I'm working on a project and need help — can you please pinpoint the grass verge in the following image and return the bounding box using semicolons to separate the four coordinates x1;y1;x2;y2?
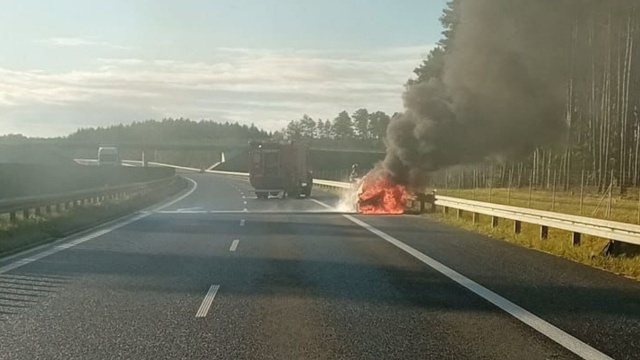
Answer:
427;208;640;281
0;177;188;258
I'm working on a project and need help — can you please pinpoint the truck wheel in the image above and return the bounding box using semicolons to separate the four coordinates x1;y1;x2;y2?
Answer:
256;191;268;199
303;187;312;197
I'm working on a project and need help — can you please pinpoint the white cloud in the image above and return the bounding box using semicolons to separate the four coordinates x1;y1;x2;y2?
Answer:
36;37;130;50
0;45;433;137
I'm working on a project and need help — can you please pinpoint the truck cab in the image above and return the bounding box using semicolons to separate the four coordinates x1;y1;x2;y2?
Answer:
249;141;312;199
98;146;121;166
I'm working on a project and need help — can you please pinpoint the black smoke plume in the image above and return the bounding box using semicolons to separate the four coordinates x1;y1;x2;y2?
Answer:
383;0;577;187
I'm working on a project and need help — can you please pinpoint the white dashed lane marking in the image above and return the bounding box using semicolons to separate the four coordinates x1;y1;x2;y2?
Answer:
196;285;220;318
229;239;240;252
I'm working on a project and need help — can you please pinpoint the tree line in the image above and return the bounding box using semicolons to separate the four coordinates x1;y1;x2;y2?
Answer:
67;118;270;145
64;113;393;150
275;109;393;148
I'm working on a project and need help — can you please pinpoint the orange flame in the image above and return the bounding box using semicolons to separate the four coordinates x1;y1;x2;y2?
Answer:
357;172;409;215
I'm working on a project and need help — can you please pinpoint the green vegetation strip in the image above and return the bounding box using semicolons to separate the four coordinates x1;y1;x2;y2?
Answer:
427;207;640;281
0;177;188;258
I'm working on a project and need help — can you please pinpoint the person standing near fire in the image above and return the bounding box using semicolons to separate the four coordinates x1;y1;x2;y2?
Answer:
349;163;361;182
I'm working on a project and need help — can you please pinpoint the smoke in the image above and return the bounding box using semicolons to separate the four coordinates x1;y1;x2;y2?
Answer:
383;0;577;187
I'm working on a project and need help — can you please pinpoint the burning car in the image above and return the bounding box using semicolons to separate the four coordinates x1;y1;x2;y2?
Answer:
354;170;431;215
356;171;410;215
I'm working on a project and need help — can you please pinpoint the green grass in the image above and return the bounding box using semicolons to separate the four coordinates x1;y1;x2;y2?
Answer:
428;207;640;281
0;178;187;257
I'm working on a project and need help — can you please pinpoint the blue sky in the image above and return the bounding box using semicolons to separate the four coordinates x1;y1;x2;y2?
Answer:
0;0;447;136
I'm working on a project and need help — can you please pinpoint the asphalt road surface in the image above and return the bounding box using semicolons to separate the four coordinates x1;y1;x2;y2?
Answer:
1;173;639;359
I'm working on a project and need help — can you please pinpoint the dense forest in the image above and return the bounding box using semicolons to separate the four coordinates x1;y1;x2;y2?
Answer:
420;0;640;193
273;109;393;149
62;109;392;150
67;118;270;145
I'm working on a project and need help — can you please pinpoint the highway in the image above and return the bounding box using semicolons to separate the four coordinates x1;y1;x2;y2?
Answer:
1;174;639;359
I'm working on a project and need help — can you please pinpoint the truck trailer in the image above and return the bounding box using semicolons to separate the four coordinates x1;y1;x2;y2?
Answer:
249;141;313;199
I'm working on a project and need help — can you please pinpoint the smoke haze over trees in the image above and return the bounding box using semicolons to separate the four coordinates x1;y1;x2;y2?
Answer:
384;0;640;193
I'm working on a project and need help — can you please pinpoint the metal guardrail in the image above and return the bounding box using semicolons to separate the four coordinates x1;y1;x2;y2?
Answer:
116;160;640;247
435;195;640;246
0;177;175;223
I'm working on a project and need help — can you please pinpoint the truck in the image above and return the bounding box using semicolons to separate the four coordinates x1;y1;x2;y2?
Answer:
98;146;120;166
248;141;313;199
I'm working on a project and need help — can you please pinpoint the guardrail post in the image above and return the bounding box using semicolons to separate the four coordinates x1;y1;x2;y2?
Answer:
514;220;522;234
456;209;463;219
472;212;479;224
35;207;41;217
443;206;449;215
602;240;620;256
22;209;29;220
540;226;549;239
491;216;499;228
572;232;581;246
9;212;17;223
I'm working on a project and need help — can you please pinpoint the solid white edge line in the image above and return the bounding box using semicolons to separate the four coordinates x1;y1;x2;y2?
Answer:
229;239;240;252
0;177;198;275
310;199;334;210
157;177;199;211
196;285;220;318
156;210;208;214
312;199;612;360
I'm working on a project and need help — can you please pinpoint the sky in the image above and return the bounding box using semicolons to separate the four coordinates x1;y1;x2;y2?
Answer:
0;0;447;137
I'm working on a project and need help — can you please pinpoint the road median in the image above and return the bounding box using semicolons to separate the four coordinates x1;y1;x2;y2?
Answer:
0;177;188;258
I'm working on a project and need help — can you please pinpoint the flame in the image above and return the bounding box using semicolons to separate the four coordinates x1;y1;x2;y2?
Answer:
357;172;409;215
